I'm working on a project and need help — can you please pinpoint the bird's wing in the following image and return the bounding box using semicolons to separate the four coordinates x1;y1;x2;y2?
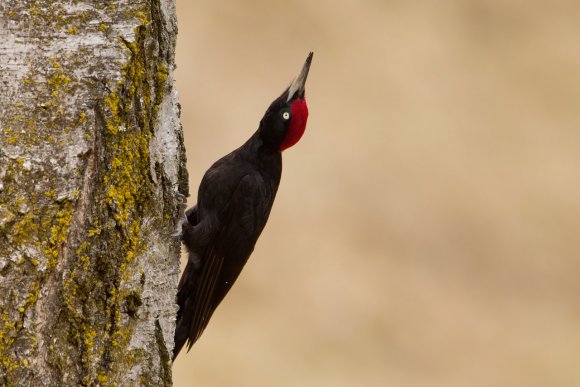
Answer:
184;173;272;351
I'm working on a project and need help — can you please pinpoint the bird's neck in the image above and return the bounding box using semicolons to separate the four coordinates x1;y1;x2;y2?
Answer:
240;132;283;178
245;129;282;157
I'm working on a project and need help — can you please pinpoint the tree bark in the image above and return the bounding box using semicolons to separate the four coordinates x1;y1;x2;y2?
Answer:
0;1;187;385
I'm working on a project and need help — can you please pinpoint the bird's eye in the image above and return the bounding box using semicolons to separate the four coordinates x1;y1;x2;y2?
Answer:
282;111;290;120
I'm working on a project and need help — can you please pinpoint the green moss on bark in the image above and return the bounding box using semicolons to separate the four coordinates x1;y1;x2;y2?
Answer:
1;1;179;384
44;10;173;385
0;152;75;380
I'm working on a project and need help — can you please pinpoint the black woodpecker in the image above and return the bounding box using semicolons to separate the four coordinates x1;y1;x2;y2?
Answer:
173;52;313;360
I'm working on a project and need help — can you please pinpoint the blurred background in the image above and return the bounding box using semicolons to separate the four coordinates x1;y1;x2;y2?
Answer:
172;1;580;386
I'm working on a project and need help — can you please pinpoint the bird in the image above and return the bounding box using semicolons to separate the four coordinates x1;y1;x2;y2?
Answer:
173;52;313;360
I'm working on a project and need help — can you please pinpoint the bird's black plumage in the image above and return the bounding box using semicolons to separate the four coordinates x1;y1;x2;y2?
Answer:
173;53;313;360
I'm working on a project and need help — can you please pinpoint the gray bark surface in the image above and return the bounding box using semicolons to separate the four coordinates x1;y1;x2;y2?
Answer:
0;1;187;385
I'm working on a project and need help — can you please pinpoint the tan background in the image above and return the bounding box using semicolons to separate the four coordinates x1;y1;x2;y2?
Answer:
172;1;580;386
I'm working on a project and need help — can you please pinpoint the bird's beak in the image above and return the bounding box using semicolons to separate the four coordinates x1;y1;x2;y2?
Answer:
287;52;313;102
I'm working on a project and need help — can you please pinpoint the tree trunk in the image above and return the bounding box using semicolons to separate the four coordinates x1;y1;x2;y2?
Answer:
0;1;187;385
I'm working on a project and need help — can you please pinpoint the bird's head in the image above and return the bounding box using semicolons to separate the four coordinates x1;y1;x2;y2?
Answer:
259;52;313;152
